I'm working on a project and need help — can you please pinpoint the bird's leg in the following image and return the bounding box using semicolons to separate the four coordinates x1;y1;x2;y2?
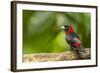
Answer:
69;45;74;51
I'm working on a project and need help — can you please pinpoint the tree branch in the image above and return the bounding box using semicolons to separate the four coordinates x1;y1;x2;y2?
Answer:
23;48;90;62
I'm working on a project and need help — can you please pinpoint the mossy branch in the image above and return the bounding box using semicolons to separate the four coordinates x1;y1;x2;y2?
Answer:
23;48;90;62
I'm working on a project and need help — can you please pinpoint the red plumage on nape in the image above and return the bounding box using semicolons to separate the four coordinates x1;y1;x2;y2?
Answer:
67;24;74;34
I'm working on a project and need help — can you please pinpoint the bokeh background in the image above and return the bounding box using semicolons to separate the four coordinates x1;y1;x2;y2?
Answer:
23;10;91;54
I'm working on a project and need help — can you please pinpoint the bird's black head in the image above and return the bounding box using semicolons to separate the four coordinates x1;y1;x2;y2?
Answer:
64;25;69;32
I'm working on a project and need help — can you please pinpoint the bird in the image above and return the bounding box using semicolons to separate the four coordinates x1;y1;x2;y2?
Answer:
61;24;85;54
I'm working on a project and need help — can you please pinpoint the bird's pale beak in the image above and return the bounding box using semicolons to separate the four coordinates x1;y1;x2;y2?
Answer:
60;26;65;30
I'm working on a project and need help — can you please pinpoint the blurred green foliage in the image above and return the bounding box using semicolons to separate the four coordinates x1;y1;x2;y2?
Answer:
23;10;91;54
